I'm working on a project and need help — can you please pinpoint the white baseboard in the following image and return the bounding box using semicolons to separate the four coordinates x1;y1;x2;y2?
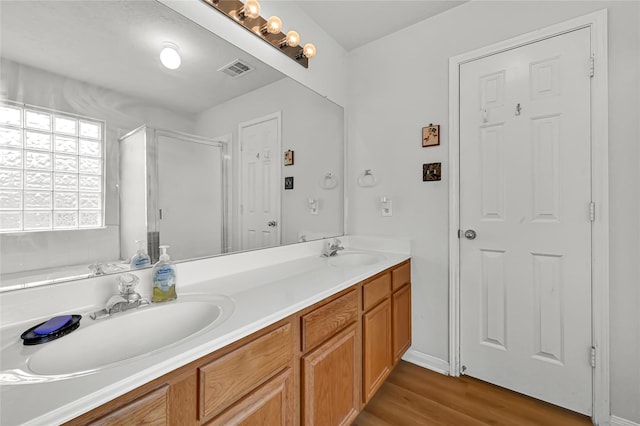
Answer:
401;349;450;375
610;415;640;426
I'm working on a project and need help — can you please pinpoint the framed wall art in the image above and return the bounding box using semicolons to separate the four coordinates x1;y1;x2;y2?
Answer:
284;176;294;190
422;124;440;147
284;150;294;166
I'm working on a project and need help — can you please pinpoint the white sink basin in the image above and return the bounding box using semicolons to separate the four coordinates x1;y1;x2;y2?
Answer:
327;251;385;267
28;296;234;375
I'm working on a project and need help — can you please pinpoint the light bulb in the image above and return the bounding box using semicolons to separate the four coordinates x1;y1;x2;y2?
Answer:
244;0;261;19
160;43;181;70
266;16;282;34
302;43;316;59
285;30;300;47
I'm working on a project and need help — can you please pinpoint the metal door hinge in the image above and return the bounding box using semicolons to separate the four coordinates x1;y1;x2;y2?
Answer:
589;202;596;222
589;56;595;78
591;346;596;368
159;209;163;220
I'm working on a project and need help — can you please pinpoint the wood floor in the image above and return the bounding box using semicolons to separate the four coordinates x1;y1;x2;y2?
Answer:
352;361;592;426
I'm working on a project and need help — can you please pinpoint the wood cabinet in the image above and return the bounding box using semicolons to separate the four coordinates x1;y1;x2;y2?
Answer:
362;260;411;404
392;282;412;364
300;288;360;426
67;260;411;426
362;297;391;402
301;324;359;426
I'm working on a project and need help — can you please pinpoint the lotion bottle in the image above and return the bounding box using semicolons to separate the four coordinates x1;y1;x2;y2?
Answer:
151;245;177;302
129;240;151;270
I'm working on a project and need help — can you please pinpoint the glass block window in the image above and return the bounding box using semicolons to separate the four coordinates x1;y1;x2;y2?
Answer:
0;101;105;232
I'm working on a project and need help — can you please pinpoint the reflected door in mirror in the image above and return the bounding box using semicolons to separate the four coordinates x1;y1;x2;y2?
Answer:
240;113;281;250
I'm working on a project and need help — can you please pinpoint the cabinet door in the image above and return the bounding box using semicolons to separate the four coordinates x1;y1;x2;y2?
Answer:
362;299;391;403
88;385;168;426
392;284;412;364
207;369;293;426
302;324;359;426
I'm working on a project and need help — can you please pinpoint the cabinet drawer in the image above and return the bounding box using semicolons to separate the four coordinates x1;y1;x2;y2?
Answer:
88;385;168;426
362;273;391;311
199;322;293;421
391;261;411;291
301;289;358;353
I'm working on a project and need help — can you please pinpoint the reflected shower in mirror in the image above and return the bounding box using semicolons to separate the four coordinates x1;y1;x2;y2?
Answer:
0;0;344;290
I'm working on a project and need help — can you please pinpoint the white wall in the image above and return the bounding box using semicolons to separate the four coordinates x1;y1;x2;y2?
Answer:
159;0;348;107
347;1;639;422
194;78;344;251
0;60;196;275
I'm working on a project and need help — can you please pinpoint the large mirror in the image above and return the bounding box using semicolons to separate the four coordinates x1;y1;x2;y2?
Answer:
0;0;344;291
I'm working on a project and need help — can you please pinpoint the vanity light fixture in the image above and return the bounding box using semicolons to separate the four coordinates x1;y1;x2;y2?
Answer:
160;42;181;70
201;0;316;68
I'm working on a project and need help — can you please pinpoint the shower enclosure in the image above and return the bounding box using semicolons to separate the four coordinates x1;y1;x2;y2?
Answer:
119;126;228;263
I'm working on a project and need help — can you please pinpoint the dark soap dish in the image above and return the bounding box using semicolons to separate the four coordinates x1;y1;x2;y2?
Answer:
21;315;82;345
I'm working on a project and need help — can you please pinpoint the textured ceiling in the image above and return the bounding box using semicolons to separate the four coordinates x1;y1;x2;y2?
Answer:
292;0;468;51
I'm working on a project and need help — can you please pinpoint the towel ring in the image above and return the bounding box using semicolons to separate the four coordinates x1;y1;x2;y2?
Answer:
320;172;338;189
357;169;377;187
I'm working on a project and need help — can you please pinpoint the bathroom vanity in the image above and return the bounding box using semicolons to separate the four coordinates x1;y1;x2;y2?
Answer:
65;260;411;425
0;238;411;425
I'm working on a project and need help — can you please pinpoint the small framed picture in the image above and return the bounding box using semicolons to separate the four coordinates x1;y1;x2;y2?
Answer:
422;124;440;147
284;150;294;166
423;163;442;181
284;176;294;190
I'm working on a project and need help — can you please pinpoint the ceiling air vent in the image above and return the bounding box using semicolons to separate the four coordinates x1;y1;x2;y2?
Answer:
218;59;254;78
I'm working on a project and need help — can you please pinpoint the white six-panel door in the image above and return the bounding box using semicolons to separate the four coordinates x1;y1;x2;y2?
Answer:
459;28;592;414
239;113;281;250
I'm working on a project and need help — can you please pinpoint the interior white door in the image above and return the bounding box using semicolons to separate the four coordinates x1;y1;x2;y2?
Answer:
239;113;281;250
157;133;224;260
459;28;592;415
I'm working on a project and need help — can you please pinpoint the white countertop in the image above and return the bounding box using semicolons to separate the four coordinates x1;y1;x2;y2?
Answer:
0;237;410;425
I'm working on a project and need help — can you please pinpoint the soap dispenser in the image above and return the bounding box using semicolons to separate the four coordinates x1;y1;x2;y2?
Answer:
129;240;151;270
151;245;177;302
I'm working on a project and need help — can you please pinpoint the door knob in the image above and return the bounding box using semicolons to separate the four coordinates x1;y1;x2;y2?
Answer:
267;220;278;227
464;229;477;240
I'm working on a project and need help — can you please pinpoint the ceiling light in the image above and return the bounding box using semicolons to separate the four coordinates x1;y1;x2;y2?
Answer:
160;43;181;70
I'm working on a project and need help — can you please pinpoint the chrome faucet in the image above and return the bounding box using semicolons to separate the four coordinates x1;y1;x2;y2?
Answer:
322;238;344;257
89;263;105;276
90;273;149;320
